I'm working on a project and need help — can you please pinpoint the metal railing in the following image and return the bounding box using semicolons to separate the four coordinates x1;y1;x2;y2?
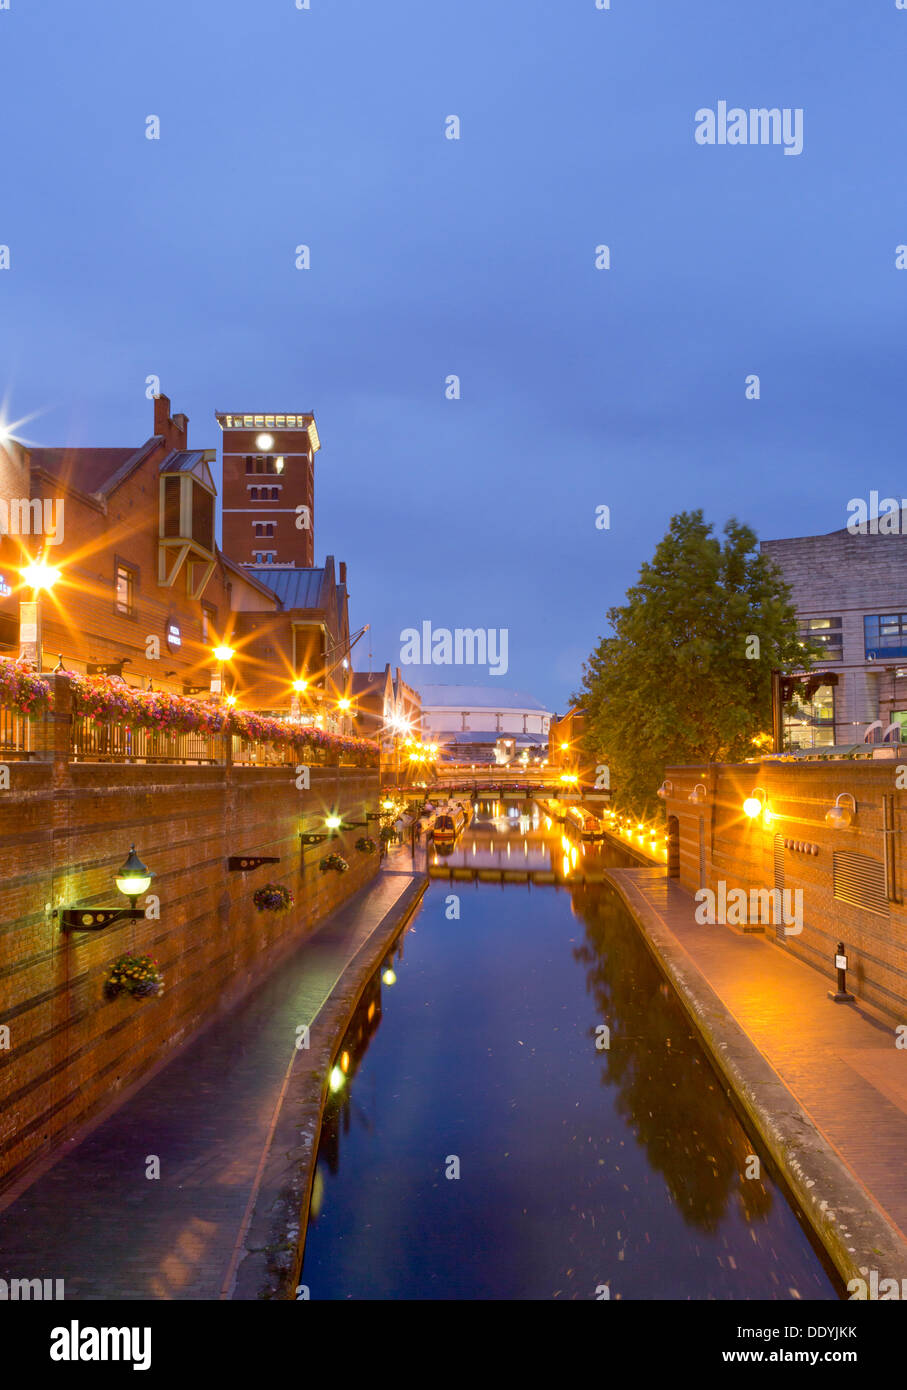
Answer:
68;714;378;768
0;703;37;758
70;714;222;764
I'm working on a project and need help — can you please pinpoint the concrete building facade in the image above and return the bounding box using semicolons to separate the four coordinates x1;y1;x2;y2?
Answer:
762;525;907;749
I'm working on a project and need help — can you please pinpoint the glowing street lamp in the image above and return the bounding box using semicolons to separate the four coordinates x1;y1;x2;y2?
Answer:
21;559;60;593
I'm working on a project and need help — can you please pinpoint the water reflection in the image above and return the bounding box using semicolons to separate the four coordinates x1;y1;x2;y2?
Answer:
571;884;774;1233
302;806;839;1299
430;797;630;875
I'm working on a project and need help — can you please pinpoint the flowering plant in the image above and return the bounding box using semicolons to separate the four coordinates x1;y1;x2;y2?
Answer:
252;882;294;912
0;658;382;760
0;659;51;716
319;853;349;873
104;954;163;1000
355;837;376;854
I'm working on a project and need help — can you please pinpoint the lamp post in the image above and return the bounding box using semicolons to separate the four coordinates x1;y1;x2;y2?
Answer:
211;645;235;703
290;673;308;723
19;558;61;670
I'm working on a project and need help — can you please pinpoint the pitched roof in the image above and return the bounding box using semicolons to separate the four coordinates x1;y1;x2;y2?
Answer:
246;566;326;610
29;441;158;496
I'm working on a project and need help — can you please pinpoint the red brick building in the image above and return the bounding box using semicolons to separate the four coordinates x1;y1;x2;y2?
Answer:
351;664;422;745
217;411;319;569
0;394;354;722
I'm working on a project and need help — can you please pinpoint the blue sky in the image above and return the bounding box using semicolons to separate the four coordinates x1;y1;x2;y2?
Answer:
1;0;905;711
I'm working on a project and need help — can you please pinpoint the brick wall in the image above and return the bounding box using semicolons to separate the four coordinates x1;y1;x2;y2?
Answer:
664;758;907;1022
0;756;380;1192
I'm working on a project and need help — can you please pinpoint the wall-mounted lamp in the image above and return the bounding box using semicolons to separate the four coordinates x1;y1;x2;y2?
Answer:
688;783;707;805
742;787;767;819
58;846;153;932
825;792;856;829
656;780;673;800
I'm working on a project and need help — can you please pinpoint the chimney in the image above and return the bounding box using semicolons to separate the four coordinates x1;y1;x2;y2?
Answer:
153;393;171;437
339;561;347;586
152;395;189;449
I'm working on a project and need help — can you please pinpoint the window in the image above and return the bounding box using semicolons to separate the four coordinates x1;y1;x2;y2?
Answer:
799;617;842;662
250;487;258;500
253;550;275;564
162;476;181;537
253;522;275;538
201;602;217;643
114;560;137;617
784;681;835;750
191;482;214;551
865;614;907;661
245;456;253;473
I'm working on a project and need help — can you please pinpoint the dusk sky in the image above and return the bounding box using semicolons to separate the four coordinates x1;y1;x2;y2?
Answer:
1;0;904;711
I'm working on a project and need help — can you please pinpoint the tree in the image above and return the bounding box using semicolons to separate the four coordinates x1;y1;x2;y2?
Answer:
574;511;809;815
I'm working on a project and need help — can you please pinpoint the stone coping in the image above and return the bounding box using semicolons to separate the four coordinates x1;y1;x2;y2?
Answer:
230;873;429;1300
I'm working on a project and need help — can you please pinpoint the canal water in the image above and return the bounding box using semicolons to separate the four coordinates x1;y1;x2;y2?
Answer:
301;803;840;1300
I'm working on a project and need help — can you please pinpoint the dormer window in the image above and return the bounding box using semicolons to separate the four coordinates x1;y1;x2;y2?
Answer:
158;454;217;598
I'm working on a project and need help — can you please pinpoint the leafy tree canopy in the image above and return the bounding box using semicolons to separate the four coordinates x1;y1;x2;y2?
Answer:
574;511;810;815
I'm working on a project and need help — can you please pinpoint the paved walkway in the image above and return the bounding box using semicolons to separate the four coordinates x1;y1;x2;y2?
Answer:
0;859;423;1300
609;868;907;1247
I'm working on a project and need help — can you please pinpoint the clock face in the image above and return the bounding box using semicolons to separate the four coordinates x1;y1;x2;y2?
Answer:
166;621;181;653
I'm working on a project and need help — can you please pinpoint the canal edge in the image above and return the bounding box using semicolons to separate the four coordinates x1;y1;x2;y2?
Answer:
230;870;429;1301
602;867;907;1292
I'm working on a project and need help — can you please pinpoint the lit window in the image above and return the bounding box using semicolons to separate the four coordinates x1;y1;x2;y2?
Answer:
800;616;843;662
114;561;136;616
865;614;907;661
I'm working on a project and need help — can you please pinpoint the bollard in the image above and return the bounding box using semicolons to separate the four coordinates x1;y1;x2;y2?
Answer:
827;940;855;1003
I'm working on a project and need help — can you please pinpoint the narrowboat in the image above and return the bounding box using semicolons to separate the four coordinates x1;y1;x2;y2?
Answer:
433;803;468;843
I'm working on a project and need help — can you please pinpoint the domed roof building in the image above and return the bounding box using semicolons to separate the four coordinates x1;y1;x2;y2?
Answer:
419;684;553;763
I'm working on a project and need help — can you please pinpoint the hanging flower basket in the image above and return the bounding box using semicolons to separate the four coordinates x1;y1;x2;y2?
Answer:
378;825;395;844
103;954;163;1001
252;882;294;912
319;853;349;874
355;837;377;855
